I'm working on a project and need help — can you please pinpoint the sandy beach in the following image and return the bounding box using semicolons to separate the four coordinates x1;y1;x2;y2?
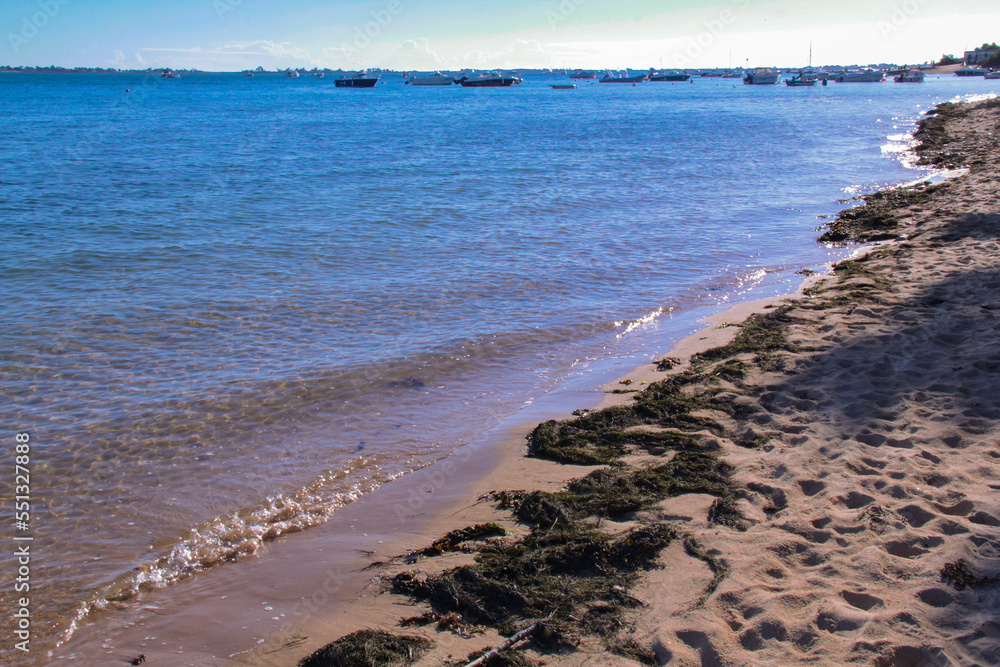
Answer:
231;98;1000;667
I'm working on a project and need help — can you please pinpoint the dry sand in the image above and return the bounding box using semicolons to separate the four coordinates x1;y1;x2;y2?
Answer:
263;99;1000;667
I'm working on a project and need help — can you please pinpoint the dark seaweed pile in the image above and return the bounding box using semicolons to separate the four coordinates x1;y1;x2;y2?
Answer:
297;275;816;664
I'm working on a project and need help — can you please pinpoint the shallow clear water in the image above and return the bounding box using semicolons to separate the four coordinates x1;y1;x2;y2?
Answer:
1;70;996;656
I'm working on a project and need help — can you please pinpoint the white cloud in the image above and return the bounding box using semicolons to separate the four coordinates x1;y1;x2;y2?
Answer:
502;38;556;68
386;38;448;70
223;40;316;63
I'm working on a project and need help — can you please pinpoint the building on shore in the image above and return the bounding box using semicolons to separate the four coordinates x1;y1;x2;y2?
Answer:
964;44;999;65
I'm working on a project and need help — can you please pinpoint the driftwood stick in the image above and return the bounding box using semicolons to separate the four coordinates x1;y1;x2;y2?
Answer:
461;621;541;667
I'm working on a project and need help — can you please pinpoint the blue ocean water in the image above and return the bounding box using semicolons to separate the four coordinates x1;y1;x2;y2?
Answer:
1;70;996;654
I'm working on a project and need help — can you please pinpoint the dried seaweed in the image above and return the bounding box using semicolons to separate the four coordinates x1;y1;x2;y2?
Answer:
940;559;999;590
414;523;506;557
819;186;935;243
393;523;675;630
655;356;682;371
297;630;432;667
691;307;798;371
515;453;736;525
683;537;728;607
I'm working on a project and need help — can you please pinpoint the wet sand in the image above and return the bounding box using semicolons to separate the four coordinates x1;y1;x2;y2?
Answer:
274;98;1000;666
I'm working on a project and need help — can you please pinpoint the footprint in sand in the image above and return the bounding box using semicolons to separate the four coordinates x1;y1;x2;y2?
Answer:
918;472;951;488
883;535;944;558
798;479;826;497
968;511;1000;526
897;504;936;528
917;587;955;608
873;645;950;666
934;498;975;516
815;607;867;634
738;618;788;651
919;450;942;464
839;491;876;509
856;433;887;447
840;590;884;611
934;518;970;535
675;630;724;664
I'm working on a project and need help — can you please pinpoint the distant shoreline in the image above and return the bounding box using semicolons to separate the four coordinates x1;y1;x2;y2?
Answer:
0;63;952;76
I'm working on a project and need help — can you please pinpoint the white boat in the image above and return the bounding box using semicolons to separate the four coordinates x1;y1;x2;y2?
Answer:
743;67;780;85
985;70;1000;80
313;72;324;78
285;70;300;78
894;69;925;83
836;69;884;82
406;72;456;86
161;69;180;79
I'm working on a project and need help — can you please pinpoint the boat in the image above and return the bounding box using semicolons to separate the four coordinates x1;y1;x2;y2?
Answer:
648;70;690;82
955;66;986;77
835;69;884;82
721;70;742;78
599;70;647;83
785;73;816;86
313;72;324;78
335;72;380;88
743;67;780;85
550;83;577;89
569;70;596;79
161;69;180;79
785;44;819;86
406;72;456;86
284;70;300;78
894;69;925;83
985;70;1000;80
456;71;523;87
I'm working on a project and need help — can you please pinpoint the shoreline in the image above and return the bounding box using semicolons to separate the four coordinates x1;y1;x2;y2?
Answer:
47;287;825;665
279;98;1000;666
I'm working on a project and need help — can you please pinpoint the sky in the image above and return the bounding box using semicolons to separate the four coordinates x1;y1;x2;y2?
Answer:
2;0;998;71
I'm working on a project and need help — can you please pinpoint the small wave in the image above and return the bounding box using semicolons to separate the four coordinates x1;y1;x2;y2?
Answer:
951;92;998;104
55;457;404;648
615;307;667;338
881;130;922;170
